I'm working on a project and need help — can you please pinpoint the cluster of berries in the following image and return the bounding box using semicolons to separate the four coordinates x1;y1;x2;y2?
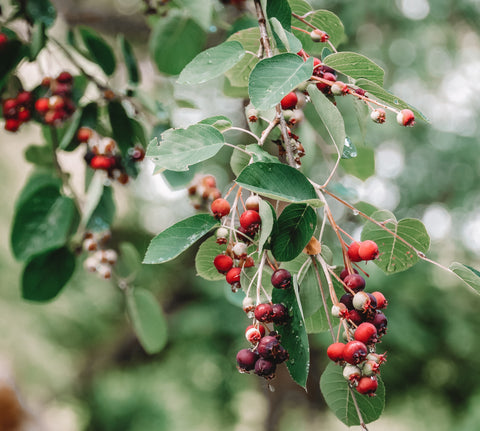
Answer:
35;72;76;125
82;231;118;280
2;91;33;132
326;240;387;396
236;269;293;380
187;175;222;210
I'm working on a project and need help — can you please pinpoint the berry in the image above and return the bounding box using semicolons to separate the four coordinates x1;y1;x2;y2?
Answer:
310;29;329;42
356;376;378;396
371;311;388;336
242;296;255;313
358;240;379;261
271;303;289;325
215;227;229;244
77;127;93;143
331;303;347;318
347;309;364;326
353;291;371;311
236;349;258;372
3;98;17;118
371;108;386;124
347;241;362;262
343;340;368;365
16;91;32;105
4;118;20;132
247;107;258;122
331;81;348;96
254;358;276;378
366;352;387;365
254;303;273;323
90;155;115;170
245;325;264;344
371;291;387;309
245;195;261;211
362;360;380;376
397;109;415;127
340;268;358;280
17;109;30;122
57;71;73;84
232;242;248;258
240;210;261;229
280;92;298;110
327;342;345;362
343;364;362;384
355;88;366;96
213;254;233;273
257;335;280;359
343;274;366;293
242;256;255;268
340;293;354;310
0;33;8;49
211;198;230;219
35;98;50;113
225;267;241;284
316;72;336;93
271;268;292;290
354;322;378;345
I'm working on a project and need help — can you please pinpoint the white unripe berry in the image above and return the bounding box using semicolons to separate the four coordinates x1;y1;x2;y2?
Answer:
343;364;361;383
245;195;261;211
232;242;248;258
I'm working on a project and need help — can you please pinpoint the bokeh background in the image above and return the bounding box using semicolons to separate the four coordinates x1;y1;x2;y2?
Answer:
1;0;480;430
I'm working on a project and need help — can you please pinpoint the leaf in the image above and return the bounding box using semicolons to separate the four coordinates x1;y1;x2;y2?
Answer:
24;145;54;168
150;10;206;75
449;263;480;295
323;52;385;87
119;35;140;84
0;39;26;91
361;210;430;274
114;242;141;280
195;236;227;281
320;363;385;426
272;282;310;388
126;288;168;354
146;124;225;172
304;309;329;333
173;0;213;30
162;168;196;189
271;203;317;261
249;54;313;110
85;185;115;232
108;101;135;155
178;41;245;85
78;26;116;76
308;84;346;152
14;170;62;211
11;186;77;262
247;144;281;164
144;214;219;264
355;78;428;122
341;137;357;159
29;22;46;60
341;146;375;181
198;115;233;132
270;19;302;53
236;162;321;206
58;108;83;151
22;247;75;302
266;0;292;30
287;0;311;16
258;200;276;253
230;147;251;177
25;0;56;28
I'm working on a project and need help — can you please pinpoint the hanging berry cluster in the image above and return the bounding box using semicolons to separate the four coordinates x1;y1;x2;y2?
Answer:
82;231;118;280
187;175;222;210
2;91;34;132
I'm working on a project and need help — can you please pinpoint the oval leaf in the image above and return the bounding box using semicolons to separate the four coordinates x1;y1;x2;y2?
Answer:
258;199;276;253
195;236;227;281
271;203;317;261
267;0;292;29
22;247;75;302
320;362;385;426
236;162;321;205
119;34;140;84
178;40;245;85
323;52;384;87
146;124;225;172
449;262;480;295
114;242;141;280
126;288;168;354
143;214;219;264
108;101;135;156
78;26;116;76
361;210;430;274
249;54;313;110
272;282;310;388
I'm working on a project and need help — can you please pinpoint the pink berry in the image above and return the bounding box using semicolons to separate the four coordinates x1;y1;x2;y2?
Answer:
371;291;387;309
397;109;415;127
211;198;230;219
245;325;263;344
245;195;261;211
358;240;379;261
239;210;261;229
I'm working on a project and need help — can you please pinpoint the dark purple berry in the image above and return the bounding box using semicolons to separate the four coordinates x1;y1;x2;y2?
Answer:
254;358;276;378
371;311;388;336
340;268;358;280
274;346;289;364
272;303;289;325
340;293;354;310
254;303;274;323
343;274;366;293
367;293;378;310
236;349;258;372
257;335;280;359
271;269;292;289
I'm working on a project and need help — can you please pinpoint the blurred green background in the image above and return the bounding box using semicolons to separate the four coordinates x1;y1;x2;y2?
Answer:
1;0;480;430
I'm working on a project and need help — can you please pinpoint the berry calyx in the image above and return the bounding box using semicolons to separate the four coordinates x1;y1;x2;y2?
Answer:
254;303;273;323
271;268;292;290
396;109;415;127
225;267;241;284
236;349;258;372
356;376;378;396
354;322;378;345
213;254;234;273
327;342;345;362
280;91;298;110
211;198;230;219
347;241;362;262
358;240;379;261
343;273;366;293
343;340;368;365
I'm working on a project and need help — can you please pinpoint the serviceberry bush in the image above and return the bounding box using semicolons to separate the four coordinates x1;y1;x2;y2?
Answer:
2;0;480;429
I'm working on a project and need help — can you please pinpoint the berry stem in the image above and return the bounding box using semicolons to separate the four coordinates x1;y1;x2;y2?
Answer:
291;12;338;53
349;386;369;431
225;126;261;144
256;250;268;304
258;117;280;146
311;256;335;341
290;25;311;35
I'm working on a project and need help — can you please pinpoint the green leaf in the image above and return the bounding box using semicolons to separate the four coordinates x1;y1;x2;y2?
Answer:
29;22;46;60
230;147;251;177
270;18;302;54
126;288;168;354
24;145;54;168
25;0;56;28
355;78;428;122
361;210;430;274
341;136;357;159
195;236;227;281
78;26;116;76
150;10;206;75
144;214;219;264
108;101;135;155
304;309;329;333
85;185;115;232
0;39;26;91
172;0;213;30
341;145;375;181
14;170;62;211
198;115;233;132
272;282;309;388
119;34;140;84
449;263;480;295
236;162;321;205
58;108;83;151
266;0;292;30
146;124;225;172
22;247;75;302
247;144;281;164
114;242;141;280
320;363;385;426
271;203;316;261
323;52;385;87
308;84;346;152
11;186;77;262
178;41;245;85
258;200;276;253
287;0;311;16
249;54;313;110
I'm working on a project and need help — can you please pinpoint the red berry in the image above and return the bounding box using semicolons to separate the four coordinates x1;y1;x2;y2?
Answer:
343;273;366;293
239;210;261;229
327;342;345;362
254;303;273;323
397;109;415;127
280;92;298;110
354;322;378;345
358;240;379;261
2;98;17;118
225;267;241;284
256;335;280;359
57;71;73;84
16;91;32;106
271;268;292;290
356;376;378;396
90;155;115;170
211;198;230;219
236;348;258;372
340;268;358;280
316;72;336;93
242;256;255;268
4;118;20;132
77;127;93;143
0;33;8;49
371;291;387;309
35;98;50;113
213;254;233;273
347;241;362;262
17;109;30;122
245;325;263;344
343;340;368;365
347;309;364;326
271;303;289;325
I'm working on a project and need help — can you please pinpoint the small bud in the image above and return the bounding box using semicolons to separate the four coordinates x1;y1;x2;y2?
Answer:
396;109;415;127
310;29;329;43
370;108;386;124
